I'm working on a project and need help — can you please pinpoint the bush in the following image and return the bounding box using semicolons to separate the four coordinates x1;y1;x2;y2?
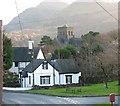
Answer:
32;83;81;90
32;85;52;90
3;71;20;87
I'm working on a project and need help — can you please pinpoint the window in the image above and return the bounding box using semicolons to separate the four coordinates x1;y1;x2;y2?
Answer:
42;61;48;69
40;76;50;84
59;32;62;36
15;62;19;67
68;31;71;36
63;32;65;36
66;75;72;84
29;76;31;85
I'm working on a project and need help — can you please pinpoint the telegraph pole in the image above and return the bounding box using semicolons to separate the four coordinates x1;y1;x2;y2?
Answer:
0;20;3;105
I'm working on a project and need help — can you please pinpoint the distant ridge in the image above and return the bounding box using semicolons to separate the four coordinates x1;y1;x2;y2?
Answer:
4;1;118;47
4;1;69;32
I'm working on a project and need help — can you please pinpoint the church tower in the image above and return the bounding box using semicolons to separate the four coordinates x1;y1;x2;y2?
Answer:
57;25;74;44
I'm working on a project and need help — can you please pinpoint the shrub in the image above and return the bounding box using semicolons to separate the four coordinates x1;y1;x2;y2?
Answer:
3;71;20;87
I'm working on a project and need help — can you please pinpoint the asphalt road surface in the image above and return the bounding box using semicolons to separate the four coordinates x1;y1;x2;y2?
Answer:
3;92;119;105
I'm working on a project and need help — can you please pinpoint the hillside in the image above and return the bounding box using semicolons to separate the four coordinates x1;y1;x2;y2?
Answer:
4;1;118;47
5;1;69;32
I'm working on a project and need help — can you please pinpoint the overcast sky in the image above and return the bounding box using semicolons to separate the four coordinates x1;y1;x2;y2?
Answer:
0;0;119;25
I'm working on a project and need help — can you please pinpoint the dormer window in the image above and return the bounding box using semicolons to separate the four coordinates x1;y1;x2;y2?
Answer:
42;61;48;69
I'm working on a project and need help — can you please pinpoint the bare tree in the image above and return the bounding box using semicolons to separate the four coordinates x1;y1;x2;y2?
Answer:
76;30;118;86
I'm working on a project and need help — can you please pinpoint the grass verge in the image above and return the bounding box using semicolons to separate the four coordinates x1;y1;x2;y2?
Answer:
27;81;119;97
93;102;111;106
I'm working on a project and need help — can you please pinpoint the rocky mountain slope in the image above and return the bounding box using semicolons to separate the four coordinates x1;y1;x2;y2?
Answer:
5;1;68;32
4;0;118;47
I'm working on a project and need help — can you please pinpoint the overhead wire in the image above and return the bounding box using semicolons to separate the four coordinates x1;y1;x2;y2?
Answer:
94;0;119;22
4;19;46;26
5;0;119;33
14;0;32;46
15;0;24;36
5;0;119;27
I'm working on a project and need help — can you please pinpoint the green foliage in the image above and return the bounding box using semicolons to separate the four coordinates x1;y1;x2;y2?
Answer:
94;102;111;106
81;31;100;49
29;81;119;96
3;72;20;87
54;45;77;59
79;31;98;52
60;47;71;59
82;31;99;39
77;31;107;85
40;36;54;46
80;31;101;56
92;45;103;55
78;31;118;86
3;34;13;70
65;46;77;55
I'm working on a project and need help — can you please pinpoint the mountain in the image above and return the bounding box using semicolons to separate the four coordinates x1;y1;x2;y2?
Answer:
52;1;118;36
5;1;69;32
4;1;118;47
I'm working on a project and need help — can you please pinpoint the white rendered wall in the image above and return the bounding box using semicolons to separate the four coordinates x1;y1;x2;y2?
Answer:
23;62;81;87
9;62;19;74
36;49;45;59
22;77;28;88
27;73;33;87
9;62;30;74
34;63;59;86
59;73;81;85
19;62;30;69
26;63;59;87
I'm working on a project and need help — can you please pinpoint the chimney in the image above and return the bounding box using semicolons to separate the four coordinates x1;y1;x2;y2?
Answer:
28;39;34;50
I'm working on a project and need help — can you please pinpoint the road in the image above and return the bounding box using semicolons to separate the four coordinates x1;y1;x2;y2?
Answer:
3;91;119;105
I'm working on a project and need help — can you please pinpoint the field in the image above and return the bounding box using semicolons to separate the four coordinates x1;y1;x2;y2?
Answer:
28;81;119;96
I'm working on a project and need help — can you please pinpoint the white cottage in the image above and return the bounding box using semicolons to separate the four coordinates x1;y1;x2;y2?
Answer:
9;47;45;86
22;59;81;87
9;47;44;74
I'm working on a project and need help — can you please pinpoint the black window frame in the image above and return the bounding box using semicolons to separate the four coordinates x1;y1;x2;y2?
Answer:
15;62;19;67
29;76;31;85
68;31;71;36
66;75;72;84
42;61;48;70
40;76;50;84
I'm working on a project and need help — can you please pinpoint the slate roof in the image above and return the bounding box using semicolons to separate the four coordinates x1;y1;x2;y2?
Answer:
69;38;82;46
22;59;80;77
49;59;80;74
13;47;40;62
22;59;44;73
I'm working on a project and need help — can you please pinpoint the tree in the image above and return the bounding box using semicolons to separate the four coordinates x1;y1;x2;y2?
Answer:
65;46;77;56
3;34;20;87
3;71;20;87
76;31;100;85
40;36;54;46
93;49;117;88
54;45;77;59
92;31;118;88
39;36;56;59
3;34;13;70
92;45;103;54
76;31;118;87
